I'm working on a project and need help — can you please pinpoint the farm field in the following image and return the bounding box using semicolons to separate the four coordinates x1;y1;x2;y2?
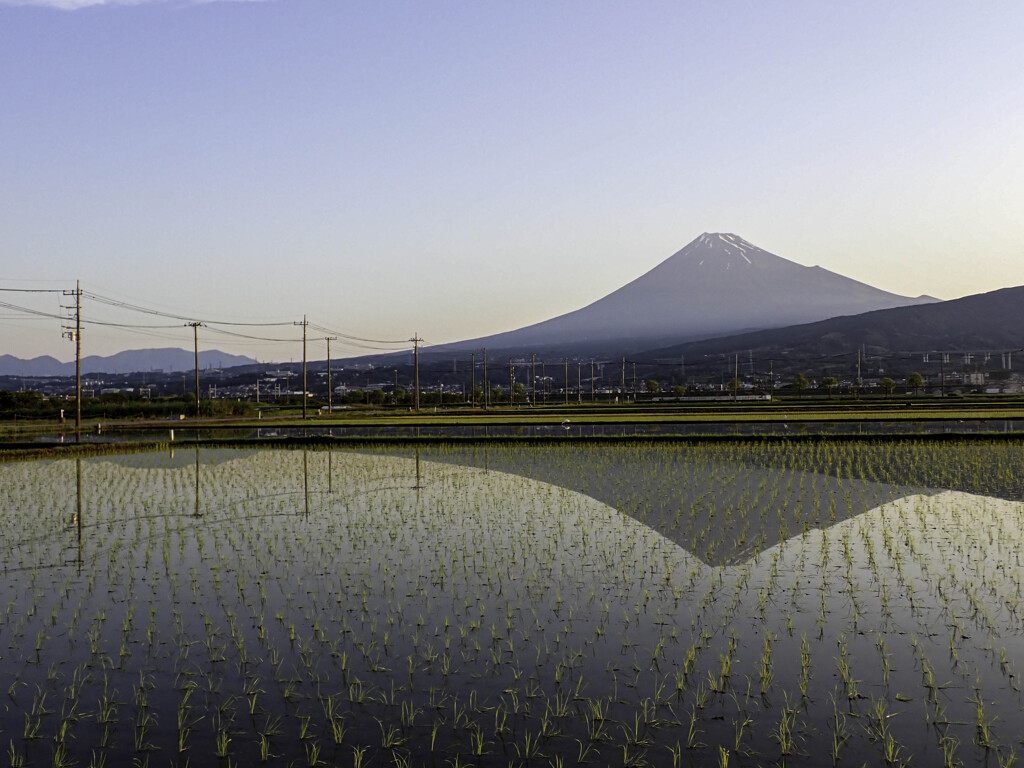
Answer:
1;441;1022;766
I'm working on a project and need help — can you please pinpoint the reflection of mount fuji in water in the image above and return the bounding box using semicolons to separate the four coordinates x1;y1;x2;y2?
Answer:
95;443;1024;568
383;444;1023;567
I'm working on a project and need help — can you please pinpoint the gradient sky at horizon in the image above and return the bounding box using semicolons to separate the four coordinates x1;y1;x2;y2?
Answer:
2;0;1023;363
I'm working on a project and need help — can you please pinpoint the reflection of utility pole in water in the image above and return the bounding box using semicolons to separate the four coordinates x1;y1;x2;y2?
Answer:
327;447;333;494
194;446;201;517
303;448;310;517
411;447;424;492
75;458;83;572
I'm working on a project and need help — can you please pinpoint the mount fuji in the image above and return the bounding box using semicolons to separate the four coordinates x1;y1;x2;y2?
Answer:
428;233;937;357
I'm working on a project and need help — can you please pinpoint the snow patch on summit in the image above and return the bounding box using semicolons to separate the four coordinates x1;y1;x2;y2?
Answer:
695;233;756;265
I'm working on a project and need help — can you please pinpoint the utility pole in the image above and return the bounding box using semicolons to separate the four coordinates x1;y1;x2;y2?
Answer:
292;317;309;418
325;336;337;413
577;361;582;404
857;347;862;399
734;353;739;401
531;353;537;407
187;321;204;418
62;281;82;438
394;369;399;406
482;347;488;409
590;360;596;403
632;362;637;398
509;359;515;406
410;333;423;410
621;358;626;402
564;358;569;405
470;354;476;407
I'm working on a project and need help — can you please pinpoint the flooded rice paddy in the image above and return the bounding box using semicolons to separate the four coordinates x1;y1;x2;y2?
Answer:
1;441;1023;766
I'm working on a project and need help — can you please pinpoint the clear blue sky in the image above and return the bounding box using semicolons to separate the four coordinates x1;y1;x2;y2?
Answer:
2;0;1022;362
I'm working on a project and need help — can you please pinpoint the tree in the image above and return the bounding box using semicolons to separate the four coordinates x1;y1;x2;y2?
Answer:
879;377;896;397
907;372;924;395
671;385;686;397
645;379;660;394
821;376;838;398
793;373;809;397
511;382;527;404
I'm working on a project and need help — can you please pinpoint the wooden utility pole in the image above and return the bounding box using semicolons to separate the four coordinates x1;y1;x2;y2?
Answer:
294;317;309;419
62;281;83;438
482;347;488;409
394;369;399;406
301;317;308;418
734;354;739;401
325;336;337;413
187;321;204;418
621;358;626;402
531;353;537;406
564;358;569;405
590;360;596;403
857;347;862;399
410;334;423;410
577;361;582;404
470;354;476;407
509;359;515;406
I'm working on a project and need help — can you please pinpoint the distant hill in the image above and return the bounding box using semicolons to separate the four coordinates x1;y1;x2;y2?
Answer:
641;285;1024;364
0;348;258;376
421;233;937;359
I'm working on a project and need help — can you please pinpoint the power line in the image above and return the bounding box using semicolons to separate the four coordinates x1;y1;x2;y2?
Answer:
203;326;301;344
85;291;295;327
307;322;407;346
0;299;65;320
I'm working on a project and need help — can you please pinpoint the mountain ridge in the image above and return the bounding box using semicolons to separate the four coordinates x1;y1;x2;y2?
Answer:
0;348;258;377
639;284;1024;365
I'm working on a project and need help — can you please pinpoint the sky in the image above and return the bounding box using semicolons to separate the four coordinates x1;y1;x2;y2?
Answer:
2;0;1023;363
